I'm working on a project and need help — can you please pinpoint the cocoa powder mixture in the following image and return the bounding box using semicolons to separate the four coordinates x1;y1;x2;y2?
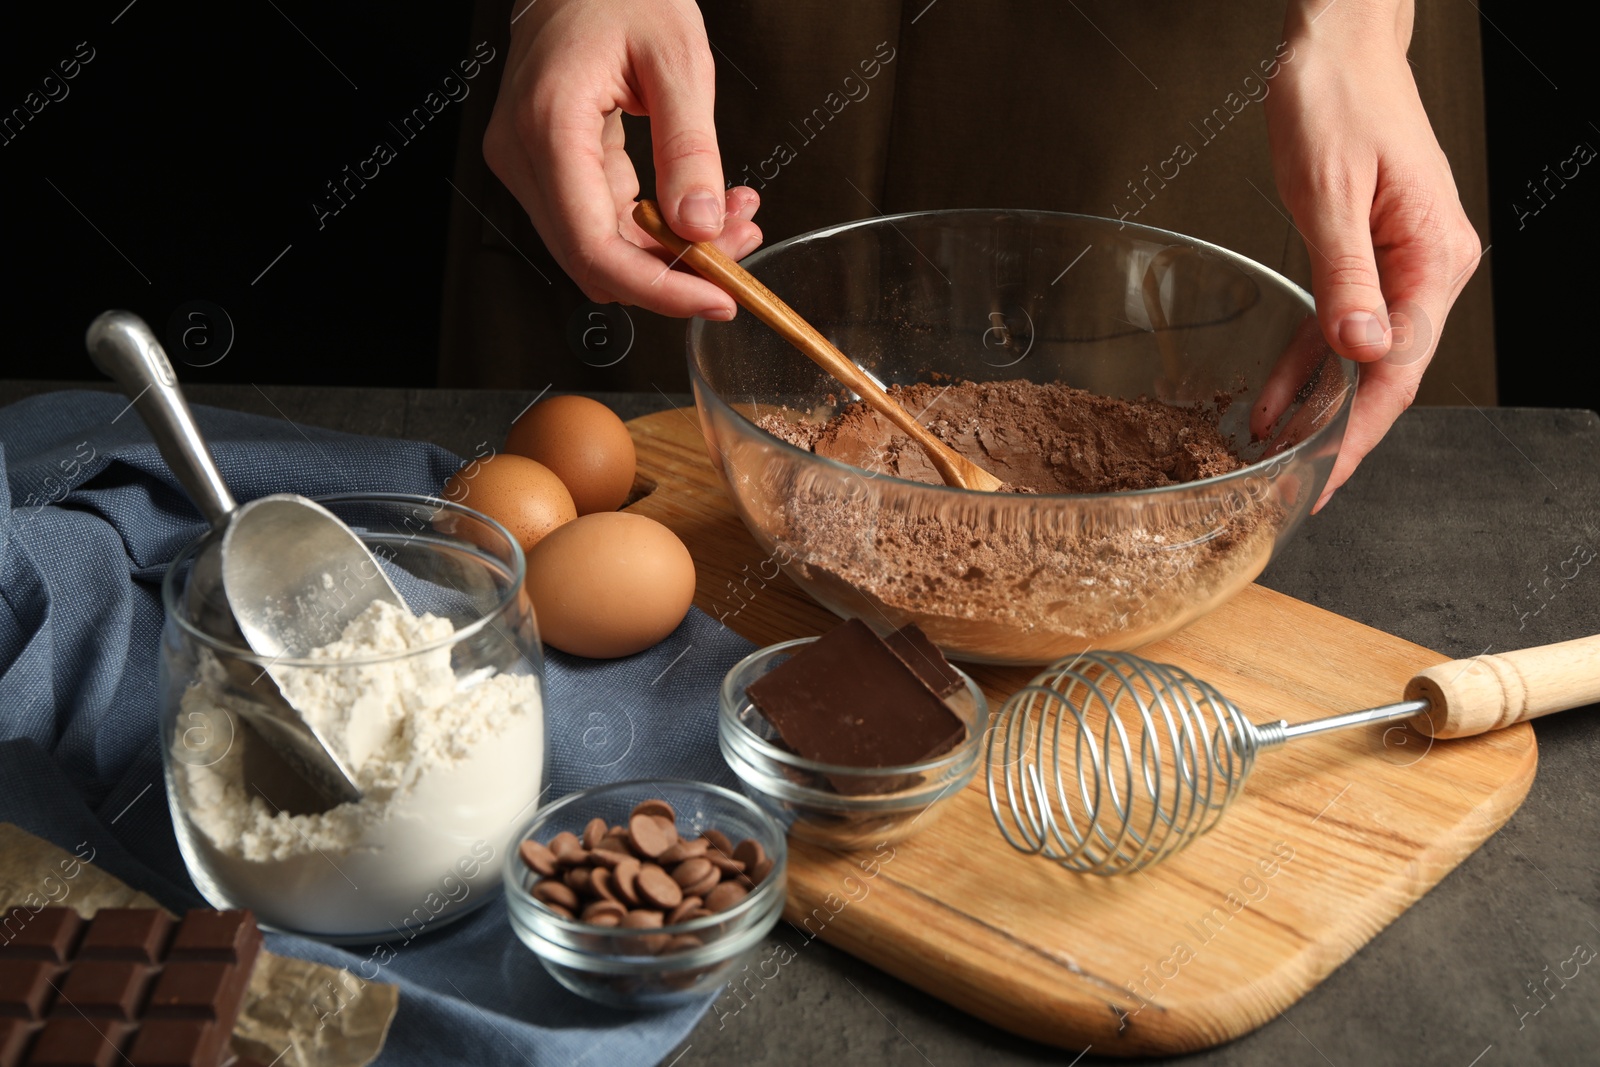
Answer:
763;379;1245;493
751;379;1286;662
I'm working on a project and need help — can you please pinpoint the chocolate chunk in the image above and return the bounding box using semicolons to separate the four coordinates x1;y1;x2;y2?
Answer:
146;964;231;1020
0;909;82;964
0;960;55;1021
0;1018;37;1066
54;962;149;1021
166;913;251;965
883;624;964;698
26;1018;128;1066
745;619;967;793
76;911;172;965
125;1019;214;1067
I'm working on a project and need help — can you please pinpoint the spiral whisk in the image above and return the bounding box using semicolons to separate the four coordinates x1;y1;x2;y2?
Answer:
985;651;1429;876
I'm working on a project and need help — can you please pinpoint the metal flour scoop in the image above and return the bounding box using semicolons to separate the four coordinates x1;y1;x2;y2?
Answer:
87;310;405;808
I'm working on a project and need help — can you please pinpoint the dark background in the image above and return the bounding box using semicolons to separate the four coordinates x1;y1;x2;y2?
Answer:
1;1;1592;413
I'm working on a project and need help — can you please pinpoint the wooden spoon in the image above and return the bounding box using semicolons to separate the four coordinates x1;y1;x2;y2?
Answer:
632;199;1005;493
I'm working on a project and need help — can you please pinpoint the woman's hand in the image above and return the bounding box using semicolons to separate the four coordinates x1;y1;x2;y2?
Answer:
1265;0;1483;508
483;0;763;319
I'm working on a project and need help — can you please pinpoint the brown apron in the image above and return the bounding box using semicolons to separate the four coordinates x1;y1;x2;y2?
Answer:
438;0;1495;405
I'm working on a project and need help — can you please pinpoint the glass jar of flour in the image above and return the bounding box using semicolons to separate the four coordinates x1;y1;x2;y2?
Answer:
158;493;547;943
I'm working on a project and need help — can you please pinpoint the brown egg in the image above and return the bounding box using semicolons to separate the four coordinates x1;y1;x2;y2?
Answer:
505;395;637;515
442;453;576;554
525;513;696;658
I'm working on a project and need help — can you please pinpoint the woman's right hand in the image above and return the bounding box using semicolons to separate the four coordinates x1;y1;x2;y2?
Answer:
483;0;763;319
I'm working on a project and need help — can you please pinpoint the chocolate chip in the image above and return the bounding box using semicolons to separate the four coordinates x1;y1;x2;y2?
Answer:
532;880;579;911
581;900;626;924
547;831;580;856
590;867;619;905
581;817;608;850
518;840;557;877
635;864;684;910
619;909;669;953
682;867;721;899
588;848;630;869
545;903;574;920
631;799;676;823
700;829;734;857
732;839;767;872
613;858;641;907
749;857;775;885
704;882;748;913
628;813;676;859
662;935;703;952
670;858;714;889
553;841;589;868
705;853;746;876
563;866;593;895
620;909;663;929
595;836;630;856
658;838;709;865
666;897;703;924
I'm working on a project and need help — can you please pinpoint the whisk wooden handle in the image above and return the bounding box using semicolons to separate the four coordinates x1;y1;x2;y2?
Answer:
1404;634;1600;738
631;199;1004;492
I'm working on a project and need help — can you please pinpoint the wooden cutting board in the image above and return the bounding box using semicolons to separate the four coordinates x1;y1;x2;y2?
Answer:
623;407;1537;1056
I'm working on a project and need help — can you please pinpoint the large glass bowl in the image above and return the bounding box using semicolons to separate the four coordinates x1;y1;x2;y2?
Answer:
688;209;1354;664
159;493;547;943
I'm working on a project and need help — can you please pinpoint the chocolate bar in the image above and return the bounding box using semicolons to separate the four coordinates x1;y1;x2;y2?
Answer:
0;907;261;1067
883;623;964;698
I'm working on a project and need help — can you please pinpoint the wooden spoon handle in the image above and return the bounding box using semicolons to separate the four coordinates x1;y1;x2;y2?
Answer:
632;200;1003;492
1404;633;1600;738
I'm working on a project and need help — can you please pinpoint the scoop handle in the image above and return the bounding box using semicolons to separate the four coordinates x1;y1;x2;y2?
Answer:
631;199;1005;492
1404;634;1600;738
86;310;237;529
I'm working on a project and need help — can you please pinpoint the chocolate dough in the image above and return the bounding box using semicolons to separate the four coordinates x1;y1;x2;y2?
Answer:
750;379;1284;662
761;379;1244;493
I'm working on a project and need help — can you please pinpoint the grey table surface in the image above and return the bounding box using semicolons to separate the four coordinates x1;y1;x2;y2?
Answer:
4;380;1598;1067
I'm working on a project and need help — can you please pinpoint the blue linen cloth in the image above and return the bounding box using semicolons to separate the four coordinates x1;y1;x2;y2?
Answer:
0;389;755;1067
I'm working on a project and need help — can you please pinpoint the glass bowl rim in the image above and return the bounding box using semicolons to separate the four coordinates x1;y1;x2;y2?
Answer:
503;777;788;944
160;491;528;667
719;636;989;781
686;206;1354;501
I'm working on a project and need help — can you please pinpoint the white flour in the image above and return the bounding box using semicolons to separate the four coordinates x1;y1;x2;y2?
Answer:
171;600;544;938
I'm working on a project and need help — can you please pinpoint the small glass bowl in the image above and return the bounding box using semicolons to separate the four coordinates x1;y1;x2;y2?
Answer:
504;779;787;1010
719;638;987;851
